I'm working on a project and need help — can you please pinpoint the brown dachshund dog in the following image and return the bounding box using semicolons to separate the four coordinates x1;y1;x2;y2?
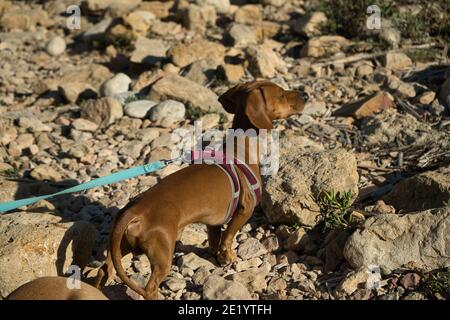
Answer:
94;81;308;299
6;277;108;300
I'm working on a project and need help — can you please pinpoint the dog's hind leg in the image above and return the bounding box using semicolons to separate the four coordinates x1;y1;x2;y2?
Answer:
207;225;222;257
94;240;132;288
141;230;175;300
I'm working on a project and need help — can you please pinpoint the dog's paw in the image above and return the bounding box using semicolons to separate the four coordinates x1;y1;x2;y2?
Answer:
217;249;237;266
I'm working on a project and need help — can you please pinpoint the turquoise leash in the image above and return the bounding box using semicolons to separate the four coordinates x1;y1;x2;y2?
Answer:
0;159;175;213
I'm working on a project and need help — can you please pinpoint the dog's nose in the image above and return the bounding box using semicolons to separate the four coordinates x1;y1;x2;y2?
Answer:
300;92;309;102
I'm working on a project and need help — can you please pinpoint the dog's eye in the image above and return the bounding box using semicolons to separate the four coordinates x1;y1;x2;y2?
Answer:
299;92;309;101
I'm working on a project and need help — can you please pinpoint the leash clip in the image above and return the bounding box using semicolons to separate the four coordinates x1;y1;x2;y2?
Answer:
162;157;182;166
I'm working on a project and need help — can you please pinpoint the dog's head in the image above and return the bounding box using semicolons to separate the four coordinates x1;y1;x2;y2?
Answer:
219;81;308;130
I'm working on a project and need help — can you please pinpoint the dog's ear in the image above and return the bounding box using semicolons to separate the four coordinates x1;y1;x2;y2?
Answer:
219;81;270;114
218;83;247;114
245;88;273;130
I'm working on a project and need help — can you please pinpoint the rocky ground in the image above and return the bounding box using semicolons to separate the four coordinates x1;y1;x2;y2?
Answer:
0;0;449;300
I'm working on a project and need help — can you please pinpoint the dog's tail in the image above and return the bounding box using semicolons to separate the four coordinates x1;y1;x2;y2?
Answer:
110;209;147;298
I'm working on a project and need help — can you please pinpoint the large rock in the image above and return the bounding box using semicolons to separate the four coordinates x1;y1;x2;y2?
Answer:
177;252;215;271
137;1;172;18
46;36;66;56
182;4;216;34
0;7;50;31
293;12;327;37
30;164;62;182
203;275;252;300
381;52;412;70
300;36;351;58
130;36;167;65
227;266;269;292
59;64;113;93
360;109;437;147
149;100;186;124
123;10;155;36
149;74;223;112
237;238;267;260
344;207;450;273
169;40;225;68
246;44;286;78
83;18;114;42
84;0;142;13
100;73;132;97
0;212;96;298
124;100;157;118
383;165;450;212
262;148;358;227
334;92;394;119
234;4;262;25
196;0;230;14
229;23;261;47
80;97;123;128
184;59;218;85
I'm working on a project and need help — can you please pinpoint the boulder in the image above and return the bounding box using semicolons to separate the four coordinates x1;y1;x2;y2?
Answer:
262;148;358;227
46;36;66;56
234;4;262;25
177;252;215;271
130;37;167;65
80;97;123;128
237;237;267;260
196;0;230;14
300;36;351;58
149;100;186;125
333;92;394;119
123;10;155;36
84;0;142;14
182;4;216;34
0;212;96;298
227;265;269;292
100;73;132;97
149;74;223;112
169;40;225;68
124;100;157;118
381;52;412;70
293;12;327;37
383;165;450;212
203;275;252;299
246;44;286;78
343;207;450;273
359;109;435;147
137;1;172;18
228;23;261;47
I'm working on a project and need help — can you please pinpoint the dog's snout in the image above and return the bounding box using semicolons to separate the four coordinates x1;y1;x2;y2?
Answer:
300;92;309;102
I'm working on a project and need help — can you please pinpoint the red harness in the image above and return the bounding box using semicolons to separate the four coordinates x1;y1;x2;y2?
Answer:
188;150;262;224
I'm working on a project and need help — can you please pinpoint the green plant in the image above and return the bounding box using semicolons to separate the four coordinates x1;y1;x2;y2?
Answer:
1;168;18;178
186;106;210;121
289;222;300;232
313;0;395;41
421;272;450;299
312;0;449;44
405;49;440;63
107;33;136;52
317;189;358;232
444;199;450;208
124;95;140;104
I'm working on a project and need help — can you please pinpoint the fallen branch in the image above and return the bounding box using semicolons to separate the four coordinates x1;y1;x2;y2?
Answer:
311;43;439;68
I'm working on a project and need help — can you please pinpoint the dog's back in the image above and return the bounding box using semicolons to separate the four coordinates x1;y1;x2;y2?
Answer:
6;276;108;300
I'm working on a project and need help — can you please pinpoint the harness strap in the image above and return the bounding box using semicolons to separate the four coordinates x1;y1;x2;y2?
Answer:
188;149;261;225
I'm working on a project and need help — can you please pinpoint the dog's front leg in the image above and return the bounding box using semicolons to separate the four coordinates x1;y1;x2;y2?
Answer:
216;202;254;266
